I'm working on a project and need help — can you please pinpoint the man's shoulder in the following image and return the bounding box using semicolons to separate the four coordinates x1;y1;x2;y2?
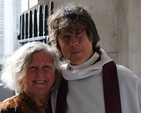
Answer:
116;64;140;81
116;64;135;75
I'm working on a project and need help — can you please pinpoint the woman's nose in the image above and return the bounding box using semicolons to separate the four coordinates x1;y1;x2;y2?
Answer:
37;68;44;76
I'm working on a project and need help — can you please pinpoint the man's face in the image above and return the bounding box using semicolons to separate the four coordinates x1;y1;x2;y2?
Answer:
58;27;94;65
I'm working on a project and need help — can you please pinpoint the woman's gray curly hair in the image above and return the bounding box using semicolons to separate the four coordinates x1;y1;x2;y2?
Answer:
1;42;61;93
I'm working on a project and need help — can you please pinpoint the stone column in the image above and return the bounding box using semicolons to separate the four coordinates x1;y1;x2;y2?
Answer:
117;0;141;78
128;0;141;77
3;0;16;63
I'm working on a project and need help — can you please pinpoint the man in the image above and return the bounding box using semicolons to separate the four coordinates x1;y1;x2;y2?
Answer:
48;3;141;113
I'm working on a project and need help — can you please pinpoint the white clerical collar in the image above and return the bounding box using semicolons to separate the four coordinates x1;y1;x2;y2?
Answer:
69;52;100;70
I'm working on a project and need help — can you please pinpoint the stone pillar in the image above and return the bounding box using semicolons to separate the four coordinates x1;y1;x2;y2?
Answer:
117;0;141;78
3;0;16;63
128;0;141;77
117;0;129;67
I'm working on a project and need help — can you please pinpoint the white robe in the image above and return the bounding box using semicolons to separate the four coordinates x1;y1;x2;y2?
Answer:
51;49;141;113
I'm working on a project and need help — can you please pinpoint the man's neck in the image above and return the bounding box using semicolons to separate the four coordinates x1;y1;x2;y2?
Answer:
69;52;100;70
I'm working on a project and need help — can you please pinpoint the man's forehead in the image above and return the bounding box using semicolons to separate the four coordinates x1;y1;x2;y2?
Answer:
59;23;85;33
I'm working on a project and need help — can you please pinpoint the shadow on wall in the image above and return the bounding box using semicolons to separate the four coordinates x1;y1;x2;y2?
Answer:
0;64;15;102
0;64;3;82
0;64;2;72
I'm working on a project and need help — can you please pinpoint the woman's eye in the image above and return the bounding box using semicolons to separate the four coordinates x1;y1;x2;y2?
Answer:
44;66;50;68
29;66;37;70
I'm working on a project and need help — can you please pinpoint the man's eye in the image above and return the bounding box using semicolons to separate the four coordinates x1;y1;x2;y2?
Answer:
76;30;84;37
61;35;70;40
76;31;81;35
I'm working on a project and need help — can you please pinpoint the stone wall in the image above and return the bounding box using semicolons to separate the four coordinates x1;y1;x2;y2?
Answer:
22;0;141;77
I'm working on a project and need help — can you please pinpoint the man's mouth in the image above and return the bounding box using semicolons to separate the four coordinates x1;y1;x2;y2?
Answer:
71;50;81;54
33;80;47;84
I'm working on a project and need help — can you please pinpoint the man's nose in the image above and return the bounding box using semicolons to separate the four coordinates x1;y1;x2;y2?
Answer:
70;35;79;46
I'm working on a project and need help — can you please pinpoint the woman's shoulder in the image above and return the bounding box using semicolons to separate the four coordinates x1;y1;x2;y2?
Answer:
0;95;21;111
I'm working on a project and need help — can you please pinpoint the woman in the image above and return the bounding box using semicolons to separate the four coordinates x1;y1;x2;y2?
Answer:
0;42;61;113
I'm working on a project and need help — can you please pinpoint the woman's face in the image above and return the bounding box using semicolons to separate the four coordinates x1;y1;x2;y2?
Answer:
22;50;55;99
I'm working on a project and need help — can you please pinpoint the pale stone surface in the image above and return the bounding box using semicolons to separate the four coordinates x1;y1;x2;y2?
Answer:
3;0;16;62
107;52;118;63
128;0;141;78
29;0;38;8
93;11;118;53
49;0;117;10
129;53;141;78
117;0;129;69
21;0;28;12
